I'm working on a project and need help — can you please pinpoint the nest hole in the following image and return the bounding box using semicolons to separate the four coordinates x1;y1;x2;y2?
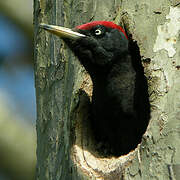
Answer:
73;37;150;159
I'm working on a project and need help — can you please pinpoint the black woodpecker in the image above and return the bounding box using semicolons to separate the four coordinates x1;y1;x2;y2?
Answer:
40;21;150;156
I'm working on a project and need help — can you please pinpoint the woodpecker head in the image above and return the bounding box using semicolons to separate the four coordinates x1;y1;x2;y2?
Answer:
40;21;128;75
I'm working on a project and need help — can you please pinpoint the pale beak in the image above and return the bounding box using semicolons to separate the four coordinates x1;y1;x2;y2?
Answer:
39;23;86;40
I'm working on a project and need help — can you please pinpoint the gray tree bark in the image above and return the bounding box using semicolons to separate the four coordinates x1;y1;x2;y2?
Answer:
34;0;180;179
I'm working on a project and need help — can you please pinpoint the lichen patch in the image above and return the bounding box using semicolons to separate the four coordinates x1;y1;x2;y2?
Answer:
153;7;180;57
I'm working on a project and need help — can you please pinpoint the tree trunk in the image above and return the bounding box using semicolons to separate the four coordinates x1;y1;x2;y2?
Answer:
34;0;180;179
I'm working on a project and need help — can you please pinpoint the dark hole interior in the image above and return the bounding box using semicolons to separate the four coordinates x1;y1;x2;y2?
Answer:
82;36;151;157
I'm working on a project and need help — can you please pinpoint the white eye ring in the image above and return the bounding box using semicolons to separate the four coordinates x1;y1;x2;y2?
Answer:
94;29;102;35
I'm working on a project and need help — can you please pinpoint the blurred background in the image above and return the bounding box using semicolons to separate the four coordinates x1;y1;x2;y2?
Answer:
0;1;36;180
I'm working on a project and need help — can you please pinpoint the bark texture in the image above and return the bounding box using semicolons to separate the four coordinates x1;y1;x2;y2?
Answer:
34;0;180;179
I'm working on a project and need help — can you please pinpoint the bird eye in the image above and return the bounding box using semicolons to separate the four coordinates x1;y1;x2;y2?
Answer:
94;29;102;36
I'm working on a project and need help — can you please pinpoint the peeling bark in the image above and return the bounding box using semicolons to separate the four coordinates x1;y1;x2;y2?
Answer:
34;0;180;179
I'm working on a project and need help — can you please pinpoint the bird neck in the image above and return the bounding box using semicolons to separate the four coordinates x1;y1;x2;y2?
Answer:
91;54;136;116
